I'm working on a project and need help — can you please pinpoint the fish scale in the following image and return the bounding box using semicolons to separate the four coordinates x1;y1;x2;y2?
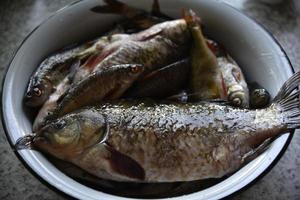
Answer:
96;102;282;138
79;100;286;182
16;70;300;182
72;18;191;83
95;36;182;72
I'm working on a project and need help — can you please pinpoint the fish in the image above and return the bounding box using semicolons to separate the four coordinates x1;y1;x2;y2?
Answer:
24;44;90;107
91;0;171;30
72;15;191;82
73;30;190;82
25;1;174;108
32;76;71;132
217;56;249;108
24;21;139;108
184;10;226;101
54;64;144;117
73;0;174;72
124;59;190;99
249;82;271;109
16;72;300;182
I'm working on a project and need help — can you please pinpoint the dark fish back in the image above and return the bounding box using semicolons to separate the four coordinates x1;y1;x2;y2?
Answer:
95;36;188;73
125;59;190;98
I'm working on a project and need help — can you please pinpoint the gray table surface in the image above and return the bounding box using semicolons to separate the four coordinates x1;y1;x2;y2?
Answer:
0;0;299;199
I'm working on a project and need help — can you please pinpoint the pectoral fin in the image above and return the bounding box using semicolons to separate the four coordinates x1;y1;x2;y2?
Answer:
105;144;145;180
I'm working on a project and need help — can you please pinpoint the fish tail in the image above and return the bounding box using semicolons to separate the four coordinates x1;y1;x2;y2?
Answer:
182;9;201;27
274;71;300;129
90;0;140;18
151;0;161;16
151;0;172;20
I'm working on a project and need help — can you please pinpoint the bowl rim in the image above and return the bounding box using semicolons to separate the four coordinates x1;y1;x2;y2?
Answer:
0;0;295;199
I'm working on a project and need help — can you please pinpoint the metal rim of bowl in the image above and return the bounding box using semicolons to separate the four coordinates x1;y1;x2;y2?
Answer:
0;0;295;199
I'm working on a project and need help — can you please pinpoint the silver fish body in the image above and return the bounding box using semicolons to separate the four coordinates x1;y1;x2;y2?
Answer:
81;101;286;182
20;72;300;183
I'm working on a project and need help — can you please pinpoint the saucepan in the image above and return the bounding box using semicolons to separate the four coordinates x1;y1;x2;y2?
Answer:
1;0;294;199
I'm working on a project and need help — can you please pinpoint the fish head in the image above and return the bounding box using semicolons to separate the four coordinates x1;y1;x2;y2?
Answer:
32;109;107;159
24;78;52;107
227;85;249;108
250;88;270;108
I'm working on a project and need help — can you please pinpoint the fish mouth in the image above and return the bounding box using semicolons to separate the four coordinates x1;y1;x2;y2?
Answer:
15;129;51;151
15;134;36;150
24;90;49;107
227;85;248;107
24;80;53;107
228;91;247;107
24;95;43;107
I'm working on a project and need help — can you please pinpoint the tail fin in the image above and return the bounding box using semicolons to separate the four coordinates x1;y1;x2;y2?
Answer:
91;0;171;20
274;71;300;129
182;9;202;28
151;0;172;20
90;0;138;18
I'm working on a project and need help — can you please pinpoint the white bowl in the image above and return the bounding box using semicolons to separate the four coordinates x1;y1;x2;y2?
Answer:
1;0;295;199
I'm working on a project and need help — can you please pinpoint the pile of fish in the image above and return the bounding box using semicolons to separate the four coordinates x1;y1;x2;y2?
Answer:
17;0;299;187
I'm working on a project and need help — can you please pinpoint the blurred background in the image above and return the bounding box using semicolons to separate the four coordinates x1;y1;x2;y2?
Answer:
0;0;299;199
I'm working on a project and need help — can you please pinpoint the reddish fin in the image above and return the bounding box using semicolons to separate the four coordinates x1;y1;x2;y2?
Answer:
82;48;116;70
136;28;162;41
68;59;81;80
206;39;219;56
105;145;145;180
138;70;159;82
82;55;98;70
220;73;227;99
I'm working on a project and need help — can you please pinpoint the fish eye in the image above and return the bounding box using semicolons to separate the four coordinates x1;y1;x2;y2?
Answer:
130;65;142;74
54;120;66;129
26;91;32;98
33;87;42;97
253;90;263;97
232;98;242;107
